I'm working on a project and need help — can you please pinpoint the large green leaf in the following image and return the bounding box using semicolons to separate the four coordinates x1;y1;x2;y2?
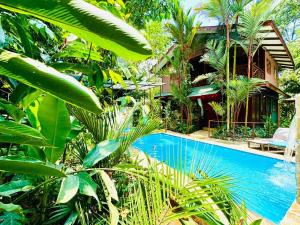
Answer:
53;40;102;62
99;171;118;201
0;99;24;121
83;140;120;168
0;212;24;225
0;135;49;146
57;175;79;204
0;50;102;114
0;0;152;61
0;121;49;146
38;95;71;163
0;202;21;212
0;180;33;197
0;156;66;177
64;211;78;225
0;121;43;138
250;219;262;225
77;172;99;202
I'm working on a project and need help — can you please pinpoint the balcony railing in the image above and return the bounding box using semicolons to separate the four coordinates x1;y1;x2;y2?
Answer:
236;64;265;79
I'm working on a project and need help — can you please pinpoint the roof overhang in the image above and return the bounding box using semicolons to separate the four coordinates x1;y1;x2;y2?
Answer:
188;85;219;98
259;82;290;98
155;85;219;99
260;20;294;69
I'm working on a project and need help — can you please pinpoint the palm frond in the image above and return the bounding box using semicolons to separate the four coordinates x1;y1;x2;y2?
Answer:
117;156;242;225
200;40;226;76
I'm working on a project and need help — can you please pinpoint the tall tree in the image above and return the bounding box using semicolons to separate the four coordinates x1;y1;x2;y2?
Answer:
238;0;273;127
229;0;252;125
272;0;300;42
166;0;199;132
144;21;171;59
125;0;173;28
199;0;233;131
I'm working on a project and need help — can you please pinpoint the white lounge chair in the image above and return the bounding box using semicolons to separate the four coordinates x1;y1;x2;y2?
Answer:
247;128;289;152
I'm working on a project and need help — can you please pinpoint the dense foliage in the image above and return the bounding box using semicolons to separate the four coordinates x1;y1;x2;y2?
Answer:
0;1;264;225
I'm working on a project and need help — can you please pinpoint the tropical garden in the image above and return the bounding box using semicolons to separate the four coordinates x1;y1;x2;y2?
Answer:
0;0;298;224
161;0;299;140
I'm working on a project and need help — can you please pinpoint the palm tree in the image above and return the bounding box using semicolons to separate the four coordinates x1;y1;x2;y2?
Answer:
230;0;252;124
199;40;227;87
238;0;273;127
227;76;265;125
209;101;225;124
166;0;199;132
198;0;233;131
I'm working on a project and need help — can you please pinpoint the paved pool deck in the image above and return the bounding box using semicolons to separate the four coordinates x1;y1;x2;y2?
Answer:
161;130;300;225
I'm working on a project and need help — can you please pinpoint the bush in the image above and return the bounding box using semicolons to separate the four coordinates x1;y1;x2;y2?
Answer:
212;125;266;141
262;115;277;138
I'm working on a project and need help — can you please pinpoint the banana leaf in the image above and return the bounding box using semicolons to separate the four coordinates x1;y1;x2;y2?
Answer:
0;0;152;61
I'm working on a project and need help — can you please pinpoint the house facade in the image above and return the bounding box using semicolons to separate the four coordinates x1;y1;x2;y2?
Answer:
156;20;294;129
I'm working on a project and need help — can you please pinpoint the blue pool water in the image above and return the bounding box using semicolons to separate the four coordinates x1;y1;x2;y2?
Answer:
133;133;296;224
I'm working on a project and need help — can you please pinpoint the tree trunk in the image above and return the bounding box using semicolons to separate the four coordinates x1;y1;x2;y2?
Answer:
233;43;237;79
231;43;237;124
245;41;253;128
226;20;231;131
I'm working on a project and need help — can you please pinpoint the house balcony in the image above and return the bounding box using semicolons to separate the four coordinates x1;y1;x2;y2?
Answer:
236;64;265;80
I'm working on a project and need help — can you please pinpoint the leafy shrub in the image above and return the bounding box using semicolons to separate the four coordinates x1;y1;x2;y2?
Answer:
262;115;277;138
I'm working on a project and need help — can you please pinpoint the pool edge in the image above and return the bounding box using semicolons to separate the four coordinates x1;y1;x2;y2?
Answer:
163;130;295;163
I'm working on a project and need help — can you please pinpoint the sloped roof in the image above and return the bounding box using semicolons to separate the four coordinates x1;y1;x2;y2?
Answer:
259;20;294;69
155;85;219;98
188;85;219;97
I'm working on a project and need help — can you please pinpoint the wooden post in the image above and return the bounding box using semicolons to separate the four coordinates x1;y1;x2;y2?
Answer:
208;120;211;138
296;94;300;203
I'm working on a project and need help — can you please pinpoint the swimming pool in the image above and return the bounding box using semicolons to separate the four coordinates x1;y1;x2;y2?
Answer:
133;133;296;224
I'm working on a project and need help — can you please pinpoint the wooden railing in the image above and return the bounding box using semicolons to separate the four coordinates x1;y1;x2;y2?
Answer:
208;120;265;140
236;64;265;79
252;64;265;79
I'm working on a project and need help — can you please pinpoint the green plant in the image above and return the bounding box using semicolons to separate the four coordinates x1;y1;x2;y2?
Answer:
0;1;154;224
238;0;273;128
166;0;199;133
117;153;262;225
209;101;225;123
199;0;233;131
227;76;265;124
263;115;277;138
0;0;152;60
0;1;273;224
